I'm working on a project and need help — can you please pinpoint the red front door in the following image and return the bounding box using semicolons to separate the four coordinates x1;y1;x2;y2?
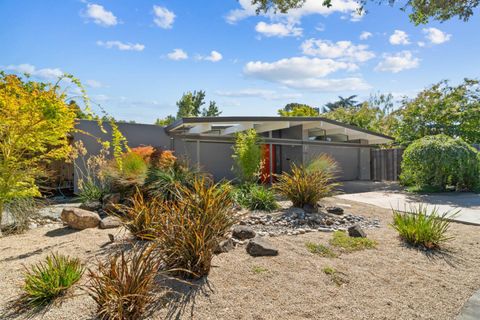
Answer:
261;144;276;183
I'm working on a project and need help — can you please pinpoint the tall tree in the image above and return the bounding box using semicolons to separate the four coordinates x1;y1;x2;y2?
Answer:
251;0;480;24
393;79;480;145
154;115;176;126
323;95;359;112
0;73;77;225
202;101;222;117
277;103;319;116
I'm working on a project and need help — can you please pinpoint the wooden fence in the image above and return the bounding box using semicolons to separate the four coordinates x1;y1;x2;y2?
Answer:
370;148;404;181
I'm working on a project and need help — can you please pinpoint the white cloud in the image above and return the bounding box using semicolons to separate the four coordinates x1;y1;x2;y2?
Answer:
226;0;360;24
216;89;302;100
86;79;103;88
417;41;426;47
359;31;372;40
84;4;118;27
255;21;302;37
198;51;223;62
96;40;145;51
153;5;175;29
167;48;188;60
243;56;367;92
244;56;357;81
375;51;420;73
301;39;375;62
389;30;410;45
4;63;64;79
423;27;451;44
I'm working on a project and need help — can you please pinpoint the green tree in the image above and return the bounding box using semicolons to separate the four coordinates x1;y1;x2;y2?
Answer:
251;0;479;24
323;95;359;112
394;79;480;146
154;115;176;126
176;90;206;118
0;73;77;225
202;101;222;117
232;129;263;184
277;103;319;116
68;100;88;119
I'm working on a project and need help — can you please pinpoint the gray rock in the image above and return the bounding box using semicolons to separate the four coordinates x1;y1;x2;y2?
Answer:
326;206;344;215
246;237;279;257
214;238;235;254
348;224;367;238
79;201;102;212
100;216;122;229
232;225;256;240
61;208;101;230
303;204;317;213
287;207;305;219
102;193;121;212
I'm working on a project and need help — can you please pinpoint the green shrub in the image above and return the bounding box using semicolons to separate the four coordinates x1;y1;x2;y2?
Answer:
274;158;338;207
305;242;337;258
143;162;196;201
154;178;236;278
392;205;456;249
232;129;263;184
234;184;278;212
105;151;148;192
2;197;41;235
87;245;160;320
329;231;377;252
19;253;84;308
400;134;480;192
117;190;162;240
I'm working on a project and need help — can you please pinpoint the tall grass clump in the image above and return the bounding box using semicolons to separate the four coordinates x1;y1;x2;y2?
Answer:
234;184;278;212
116;190;162;240
19;253;84;308
392;205;457;249
154;177;236;278
274;155;338;208
143;162;196;201
87;245;160;320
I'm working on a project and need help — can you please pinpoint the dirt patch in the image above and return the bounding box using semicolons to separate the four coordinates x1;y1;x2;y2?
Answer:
1;198;480;319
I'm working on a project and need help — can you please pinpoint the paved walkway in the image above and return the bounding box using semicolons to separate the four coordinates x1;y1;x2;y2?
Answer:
335;182;480;225
457;290;480;319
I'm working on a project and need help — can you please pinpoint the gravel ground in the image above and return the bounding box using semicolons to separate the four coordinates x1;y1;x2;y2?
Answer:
1;198;480;320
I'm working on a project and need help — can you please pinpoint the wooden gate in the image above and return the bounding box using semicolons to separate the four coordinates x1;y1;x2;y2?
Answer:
370;148;404;181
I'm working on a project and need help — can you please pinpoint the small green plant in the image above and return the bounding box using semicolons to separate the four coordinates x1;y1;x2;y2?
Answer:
232;129;263;184
305;242;338;258
322;266;348;286
330;231;377;252
391;205;456;250
87;245;160;320
274;157;338;207
78;181;106;203
2;197;41;235
153;177;236;278
251;266;269;274
117;190;162;240
19;253;84;308
234;184;279;212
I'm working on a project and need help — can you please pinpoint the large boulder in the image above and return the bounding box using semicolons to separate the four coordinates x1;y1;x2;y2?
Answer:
214;238;235;254
232;225;256;240
100;216;122;229
61;208;101;230
246;237;279;257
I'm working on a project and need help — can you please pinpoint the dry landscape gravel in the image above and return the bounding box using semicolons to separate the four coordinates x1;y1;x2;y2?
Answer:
1;198;480;320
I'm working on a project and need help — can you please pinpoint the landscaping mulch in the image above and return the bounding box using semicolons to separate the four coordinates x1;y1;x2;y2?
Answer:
1;198;480;320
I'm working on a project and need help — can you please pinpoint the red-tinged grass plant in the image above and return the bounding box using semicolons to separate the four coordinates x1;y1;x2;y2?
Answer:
116;189;163;241
153;177;236;279
130;145;154;163
86;245;161;320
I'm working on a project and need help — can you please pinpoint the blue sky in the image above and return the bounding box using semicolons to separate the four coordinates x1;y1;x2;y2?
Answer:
1;0;479;123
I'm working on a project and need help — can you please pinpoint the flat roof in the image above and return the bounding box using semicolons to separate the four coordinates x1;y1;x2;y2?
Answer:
166;116;394;144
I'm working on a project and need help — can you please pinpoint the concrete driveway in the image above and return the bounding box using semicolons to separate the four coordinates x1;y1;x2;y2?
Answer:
336;181;480;225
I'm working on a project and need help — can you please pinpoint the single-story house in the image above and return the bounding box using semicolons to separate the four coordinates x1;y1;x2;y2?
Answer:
73;117;394;192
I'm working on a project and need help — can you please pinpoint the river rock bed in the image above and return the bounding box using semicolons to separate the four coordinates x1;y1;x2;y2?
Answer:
239;206;381;237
